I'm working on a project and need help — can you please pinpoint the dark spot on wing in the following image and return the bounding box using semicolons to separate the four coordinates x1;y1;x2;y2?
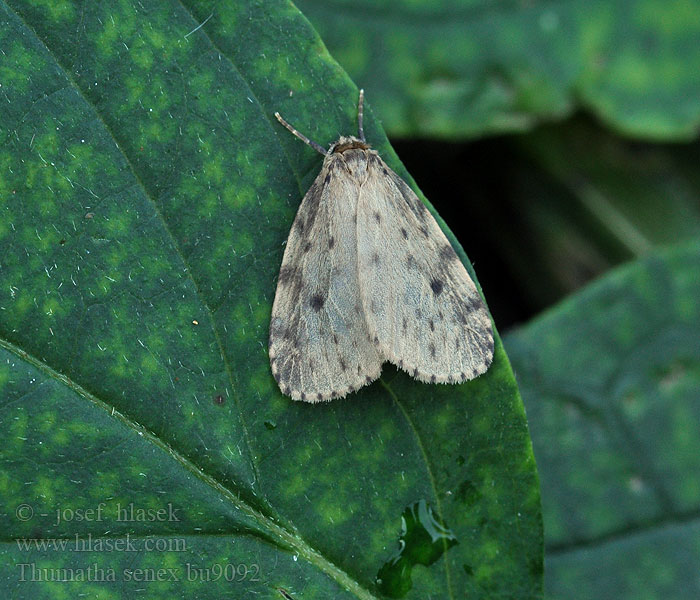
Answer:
440;244;458;262
270;317;285;337
406;254;416;269
283;385;291;395
429;343;436;358
280;316;298;344
303;242;312;253
277;265;296;285
430;375;436;383
394;176;430;222
371;253;380;266
301;180;323;231
340;358;347;371
429;319;435;331
317;393;323;401
324;173;331;185
275;359;292;383
310;294;325;311
333;334;339;345
365;375;373;384
460;372;467;381
458;297;484;324
401;228;408;240
374;212;381;224
281;271;303;306
329;236;335;249
421;225;429;237
301;392;306;400
430;278;444;295
402;317;408;332
466;295;484;313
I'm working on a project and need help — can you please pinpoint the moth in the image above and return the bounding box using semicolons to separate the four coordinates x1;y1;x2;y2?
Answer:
269;90;494;402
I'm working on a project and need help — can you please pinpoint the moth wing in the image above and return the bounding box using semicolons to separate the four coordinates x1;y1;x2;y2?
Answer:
357;155;494;383
269;158;383;402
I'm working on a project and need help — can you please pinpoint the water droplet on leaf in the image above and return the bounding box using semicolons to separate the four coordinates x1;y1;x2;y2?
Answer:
376;499;458;597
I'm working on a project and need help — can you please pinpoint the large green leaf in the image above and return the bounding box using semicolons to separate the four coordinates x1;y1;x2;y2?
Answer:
0;1;541;598
504;238;700;599
295;0;700;140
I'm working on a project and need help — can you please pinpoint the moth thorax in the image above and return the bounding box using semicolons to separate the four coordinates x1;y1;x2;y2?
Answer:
331;136;370;154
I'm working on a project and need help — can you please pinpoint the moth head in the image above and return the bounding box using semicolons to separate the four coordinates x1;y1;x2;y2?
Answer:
330;136;371;154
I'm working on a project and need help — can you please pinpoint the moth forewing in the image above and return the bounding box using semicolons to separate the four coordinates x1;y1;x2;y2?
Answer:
356;155;494;383
270;91;493;402
269;142;384;402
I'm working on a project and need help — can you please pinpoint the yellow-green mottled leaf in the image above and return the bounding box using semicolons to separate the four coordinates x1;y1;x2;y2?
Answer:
0;1;540;599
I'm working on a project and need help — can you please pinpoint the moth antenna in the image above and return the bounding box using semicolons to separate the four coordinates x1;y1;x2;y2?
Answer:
274;112;327;156
358;88;365;142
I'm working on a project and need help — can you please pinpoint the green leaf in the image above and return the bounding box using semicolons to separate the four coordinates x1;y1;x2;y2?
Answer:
0;1;541;598
295;0;700;140
504;238;700;599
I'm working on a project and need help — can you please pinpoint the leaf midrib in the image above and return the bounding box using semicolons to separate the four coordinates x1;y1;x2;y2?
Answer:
380;380;456;600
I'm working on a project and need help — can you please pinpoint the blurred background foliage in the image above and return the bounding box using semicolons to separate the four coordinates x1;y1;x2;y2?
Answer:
294;0;700;598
